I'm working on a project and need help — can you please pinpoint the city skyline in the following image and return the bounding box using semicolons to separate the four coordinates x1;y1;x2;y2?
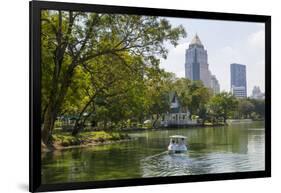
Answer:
160;17;265;94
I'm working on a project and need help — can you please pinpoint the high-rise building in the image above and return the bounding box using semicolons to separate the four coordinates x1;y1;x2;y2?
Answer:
250;86;265;100
230;63;247;98
211;75;220;94
185;34;219;93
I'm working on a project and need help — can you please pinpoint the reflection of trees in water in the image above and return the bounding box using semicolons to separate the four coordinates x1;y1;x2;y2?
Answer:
185;126;249;154
42;122;265;183
42;143;148;183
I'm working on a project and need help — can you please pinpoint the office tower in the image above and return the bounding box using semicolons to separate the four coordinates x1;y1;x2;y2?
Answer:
230;63;247;98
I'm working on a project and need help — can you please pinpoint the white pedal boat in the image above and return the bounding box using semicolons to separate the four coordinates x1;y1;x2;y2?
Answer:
168;135;187;154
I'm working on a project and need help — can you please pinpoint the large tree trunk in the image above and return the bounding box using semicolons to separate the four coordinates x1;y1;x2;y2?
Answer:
72;95;96;136
72;111;93;136
41;11;68;146
41;105;48;125
42;66;75;146
72;109;87;136
42;103;57;146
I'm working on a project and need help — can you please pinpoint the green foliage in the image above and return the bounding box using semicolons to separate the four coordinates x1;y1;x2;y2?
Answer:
173;78;191;112
208;92;238;122
233;98;265;120
41;10;186;143
146;71;174;115
249;99;265;119
173;79;211;117
53;131;130;147
237;99;255;118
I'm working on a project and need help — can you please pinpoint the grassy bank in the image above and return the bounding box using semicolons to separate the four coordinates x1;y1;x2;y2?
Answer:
49;131;130;149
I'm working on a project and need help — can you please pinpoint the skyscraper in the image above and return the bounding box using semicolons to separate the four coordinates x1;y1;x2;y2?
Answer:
230;63;247;98
211;75;220;94
250;86;265;100
185;34;220;93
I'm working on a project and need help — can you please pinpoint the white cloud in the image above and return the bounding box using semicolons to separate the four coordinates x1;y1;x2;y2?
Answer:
160;42;188;78
218;46;240;62
248;30;265;48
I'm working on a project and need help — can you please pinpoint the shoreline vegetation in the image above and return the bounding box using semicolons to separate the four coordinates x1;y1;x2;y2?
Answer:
42;119;264;151
42;131;131;152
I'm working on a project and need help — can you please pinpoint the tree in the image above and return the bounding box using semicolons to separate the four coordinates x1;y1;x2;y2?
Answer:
209;92;238;123
249;99;265;119
173;78;191;113
173;79;211;119
198;105;208;124
146;71;175;128
237;99;255;118
71;53;146;135
187;81;211;118
41;10;186;145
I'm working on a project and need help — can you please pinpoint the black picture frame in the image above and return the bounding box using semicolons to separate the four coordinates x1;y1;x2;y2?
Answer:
29;1;271;192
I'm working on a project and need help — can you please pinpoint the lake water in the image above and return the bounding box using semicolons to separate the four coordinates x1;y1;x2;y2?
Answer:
42;121;265;184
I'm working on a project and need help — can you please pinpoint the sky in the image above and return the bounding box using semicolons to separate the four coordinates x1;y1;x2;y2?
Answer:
159;17;265;95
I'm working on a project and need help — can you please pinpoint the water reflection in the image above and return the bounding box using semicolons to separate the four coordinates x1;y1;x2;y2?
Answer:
42;121;265;184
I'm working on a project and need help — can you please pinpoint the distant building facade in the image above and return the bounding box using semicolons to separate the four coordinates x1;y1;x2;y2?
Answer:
185;34;220;93
230;63;247;98
250;86;265;100
231;86;247;98
210;75;220;94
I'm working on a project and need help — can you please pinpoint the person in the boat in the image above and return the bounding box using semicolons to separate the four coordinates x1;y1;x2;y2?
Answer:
168;140;176;151
178;138;185;150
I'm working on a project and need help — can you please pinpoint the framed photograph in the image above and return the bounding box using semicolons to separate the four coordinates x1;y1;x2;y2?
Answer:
30;1;271;192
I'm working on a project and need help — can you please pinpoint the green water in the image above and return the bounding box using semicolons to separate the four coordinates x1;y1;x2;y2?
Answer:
42;121;265;184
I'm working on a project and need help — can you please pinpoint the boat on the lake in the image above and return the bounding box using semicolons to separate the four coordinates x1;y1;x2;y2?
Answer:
168;135;187;154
